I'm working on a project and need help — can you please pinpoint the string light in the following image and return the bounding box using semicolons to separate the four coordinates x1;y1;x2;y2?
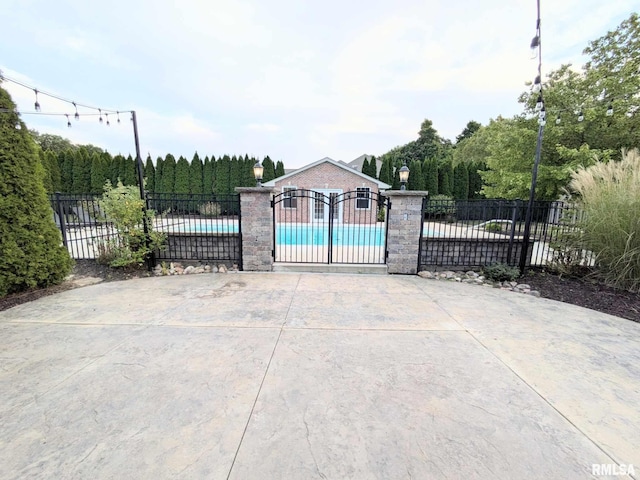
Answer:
1;74;125;124
577;111;584;122
532;75;541;93
105;113;110;126
34;89;41;111
65;114;71;128
606;104;614;116
117;111;121;123
535;94;543;111
555;115;561;125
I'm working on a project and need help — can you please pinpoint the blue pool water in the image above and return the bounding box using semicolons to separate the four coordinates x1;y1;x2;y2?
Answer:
190;223;385;246
277;224;384;246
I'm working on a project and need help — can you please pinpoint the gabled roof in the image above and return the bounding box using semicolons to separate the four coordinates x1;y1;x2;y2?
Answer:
262;157;391;188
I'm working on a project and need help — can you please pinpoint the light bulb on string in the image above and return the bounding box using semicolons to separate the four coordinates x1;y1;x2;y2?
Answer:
98;108;103;124
538;116;546;126
555;115;561;125
606;104;614;116
105;113;110;126
66;114;71;128
532;75;541;93
117;111;121;123
577;111;584;122
34;89;41;111
538;106;546;119
530;35;540;58
535;95;543;111
73;102;79;120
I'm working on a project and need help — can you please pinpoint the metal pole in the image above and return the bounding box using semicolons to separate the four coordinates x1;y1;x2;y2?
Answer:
131;110;154;270
519;124;545;273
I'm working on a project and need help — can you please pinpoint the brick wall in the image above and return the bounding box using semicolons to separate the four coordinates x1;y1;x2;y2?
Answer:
273;162;380;224
420;238;533;270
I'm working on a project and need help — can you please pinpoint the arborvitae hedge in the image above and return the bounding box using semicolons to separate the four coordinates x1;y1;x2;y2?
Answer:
174;156;190;194
189;153;203;194
144;155;156;192
0;85;72;296
453;163;469;200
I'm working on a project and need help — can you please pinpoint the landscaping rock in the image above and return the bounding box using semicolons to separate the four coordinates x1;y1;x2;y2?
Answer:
417;269;546;299
218;264;228;273
184;266;196;274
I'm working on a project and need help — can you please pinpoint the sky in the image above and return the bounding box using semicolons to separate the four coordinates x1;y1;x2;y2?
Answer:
0;0;636;169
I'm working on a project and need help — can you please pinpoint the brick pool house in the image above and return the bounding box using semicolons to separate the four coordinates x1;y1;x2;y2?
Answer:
262;157;391;225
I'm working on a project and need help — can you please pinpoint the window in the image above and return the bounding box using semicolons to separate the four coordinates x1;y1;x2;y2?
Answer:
356;187;371;209
283;186;297;209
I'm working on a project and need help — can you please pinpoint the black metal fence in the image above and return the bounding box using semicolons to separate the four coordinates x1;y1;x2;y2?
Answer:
50;192;242;267
147;193;241;266
419;199;589;270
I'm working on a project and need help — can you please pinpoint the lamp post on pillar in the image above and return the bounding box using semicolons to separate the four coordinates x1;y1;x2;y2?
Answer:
253;161;264;187
399;162;410;190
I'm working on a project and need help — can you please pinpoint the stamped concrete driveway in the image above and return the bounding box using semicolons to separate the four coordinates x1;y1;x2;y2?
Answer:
0;273;638;479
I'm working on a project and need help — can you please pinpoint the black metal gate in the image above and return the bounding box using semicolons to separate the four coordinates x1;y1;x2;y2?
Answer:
271;189;389;264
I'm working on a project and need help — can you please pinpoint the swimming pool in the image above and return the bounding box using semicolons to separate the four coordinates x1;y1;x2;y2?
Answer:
276;224;385;246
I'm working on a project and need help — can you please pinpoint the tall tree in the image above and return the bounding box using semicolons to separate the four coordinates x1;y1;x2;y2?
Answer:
0;84;72;296
455;121;482;144
90;152;107;193
123;155;137;186
38;149;53;194
262;155;276;182
368;155;377;178
361;157;370;176
189;152;204;194
379;157;393;185
453;163;470;199
422;158;439;196
72;148;91;193
203;156;214;194
154;156;164;193
275;160;285;177
144;155;156;192
45;150;62;192
438;161;453;197
160;154;176;193
215;155;231;195
408;159;425;190
58;149;74;193
174;156;191;194
229;155;242;192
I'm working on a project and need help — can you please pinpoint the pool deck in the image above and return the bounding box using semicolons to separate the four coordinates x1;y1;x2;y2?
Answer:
1;273;638;479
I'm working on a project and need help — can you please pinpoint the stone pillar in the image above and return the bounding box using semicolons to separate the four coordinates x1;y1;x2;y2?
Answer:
236;187;275;271
383;191;427;274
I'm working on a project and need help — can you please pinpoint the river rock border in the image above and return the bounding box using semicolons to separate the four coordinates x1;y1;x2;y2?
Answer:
153;262;239;276
418;270;541;297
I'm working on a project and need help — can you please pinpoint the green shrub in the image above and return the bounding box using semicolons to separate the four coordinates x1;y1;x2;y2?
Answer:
482;263;520;282
484;222;503;233
568;148;640;291
98;180;166;268
0;85;73;296
198;201;221;217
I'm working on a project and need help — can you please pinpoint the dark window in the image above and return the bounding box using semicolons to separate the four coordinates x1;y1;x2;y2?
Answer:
356;187;370;209
283;186;297;209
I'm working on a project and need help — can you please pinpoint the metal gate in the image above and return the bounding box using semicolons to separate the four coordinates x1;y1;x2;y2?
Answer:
271;189;389;264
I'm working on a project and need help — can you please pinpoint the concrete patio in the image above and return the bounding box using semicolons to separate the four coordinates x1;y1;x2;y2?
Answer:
0;273;638;479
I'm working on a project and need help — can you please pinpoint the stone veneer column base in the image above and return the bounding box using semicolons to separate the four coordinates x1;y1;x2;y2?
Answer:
236;187;275;271
383;191;428;274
